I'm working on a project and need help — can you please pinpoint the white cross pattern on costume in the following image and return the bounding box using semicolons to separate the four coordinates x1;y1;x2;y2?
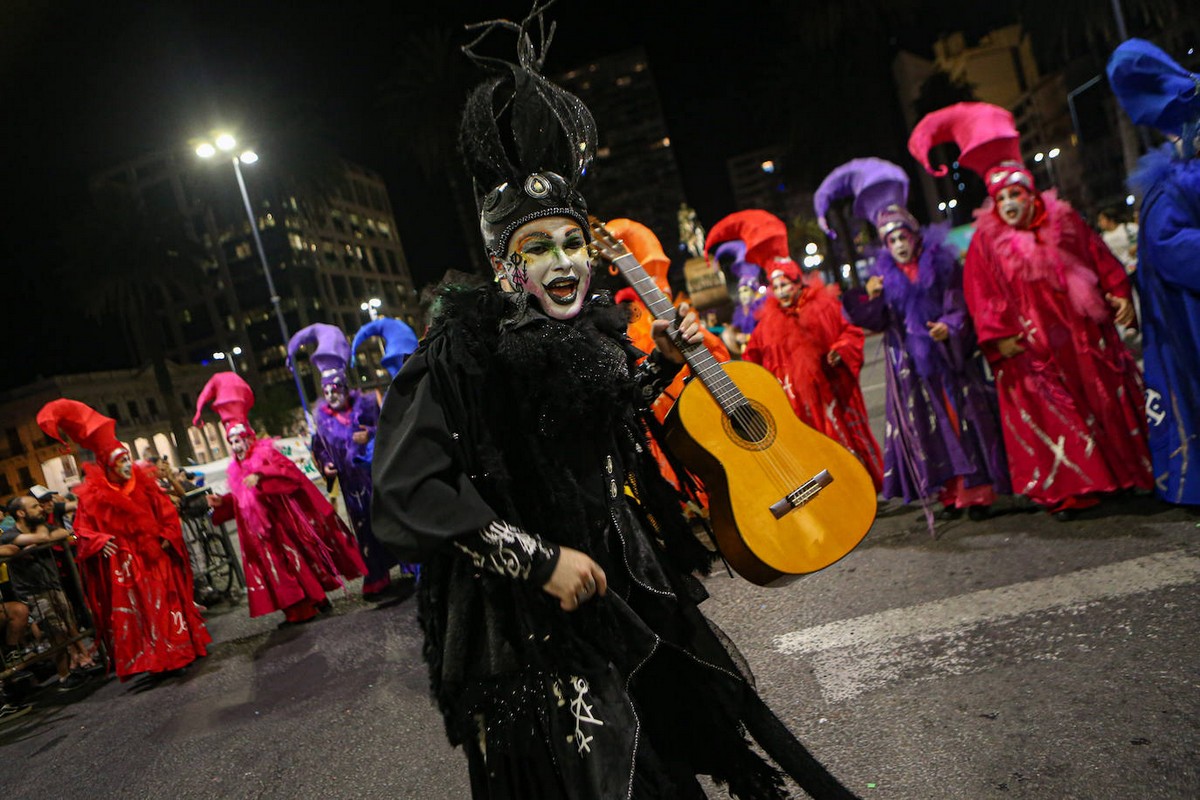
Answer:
568;676;604;755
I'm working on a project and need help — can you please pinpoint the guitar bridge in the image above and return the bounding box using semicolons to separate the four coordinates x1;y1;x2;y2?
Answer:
768;470;834;519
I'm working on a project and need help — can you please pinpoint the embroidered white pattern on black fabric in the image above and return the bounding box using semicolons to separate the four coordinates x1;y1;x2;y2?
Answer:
454;520;556;580
568;675;604;755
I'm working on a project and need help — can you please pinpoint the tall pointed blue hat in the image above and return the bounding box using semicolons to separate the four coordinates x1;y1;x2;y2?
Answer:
351;318;419;379
1108;38;1200;139
287;323;351;386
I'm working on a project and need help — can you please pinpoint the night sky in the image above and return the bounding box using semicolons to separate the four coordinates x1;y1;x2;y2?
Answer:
1;0;1019;389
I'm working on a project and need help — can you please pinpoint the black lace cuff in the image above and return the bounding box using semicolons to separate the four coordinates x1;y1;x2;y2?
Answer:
634;348;684;403
453;520;561;585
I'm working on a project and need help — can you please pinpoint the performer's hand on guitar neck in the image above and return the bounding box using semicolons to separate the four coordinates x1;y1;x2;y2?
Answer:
652;303;703;364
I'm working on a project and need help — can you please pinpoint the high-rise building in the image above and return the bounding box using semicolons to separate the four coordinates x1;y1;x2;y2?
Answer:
726;146;813;224
90;150;419;391
556;48;689;250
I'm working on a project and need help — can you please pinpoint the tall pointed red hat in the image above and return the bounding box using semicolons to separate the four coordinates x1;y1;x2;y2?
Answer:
37;399;127;466
705;209;789;269
908;102;1033;197
194;372;255;438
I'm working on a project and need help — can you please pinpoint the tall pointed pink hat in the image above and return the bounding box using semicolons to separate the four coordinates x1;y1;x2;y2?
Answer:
194;372;256;438
908;102;1033;198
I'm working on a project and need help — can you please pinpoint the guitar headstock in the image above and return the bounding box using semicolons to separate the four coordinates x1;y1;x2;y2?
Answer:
588;220;632;264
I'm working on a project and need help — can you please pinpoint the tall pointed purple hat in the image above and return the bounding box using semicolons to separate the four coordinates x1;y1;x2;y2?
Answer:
351;318;419;379
287;323;351;386
814;157;917;238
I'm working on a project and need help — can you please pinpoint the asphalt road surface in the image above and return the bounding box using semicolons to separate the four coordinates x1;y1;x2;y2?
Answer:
3;344;1197;799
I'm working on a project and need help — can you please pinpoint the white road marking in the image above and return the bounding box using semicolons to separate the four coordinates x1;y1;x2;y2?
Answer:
775;551;1200;701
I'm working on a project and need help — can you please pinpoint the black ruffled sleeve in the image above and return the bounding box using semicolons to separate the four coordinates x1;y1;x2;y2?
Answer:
371;332;559;586
633;348;684;403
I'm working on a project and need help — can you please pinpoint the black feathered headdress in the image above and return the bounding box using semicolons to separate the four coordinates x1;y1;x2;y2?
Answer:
460;1;597;260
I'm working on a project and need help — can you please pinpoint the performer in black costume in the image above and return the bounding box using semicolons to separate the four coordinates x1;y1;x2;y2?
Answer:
371;6;860;798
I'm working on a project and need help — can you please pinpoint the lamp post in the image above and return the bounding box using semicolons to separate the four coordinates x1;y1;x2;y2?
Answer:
211;346;243;372
196;133;313;426
359;297;383;321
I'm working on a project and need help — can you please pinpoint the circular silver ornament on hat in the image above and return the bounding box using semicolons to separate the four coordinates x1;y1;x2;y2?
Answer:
525;174;551;198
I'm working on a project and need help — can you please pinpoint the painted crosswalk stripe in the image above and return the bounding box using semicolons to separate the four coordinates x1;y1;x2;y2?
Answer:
777;551;1199;655
774;551;1200;701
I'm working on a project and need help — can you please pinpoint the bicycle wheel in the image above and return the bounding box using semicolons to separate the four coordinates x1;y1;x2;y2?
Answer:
200;525;234;597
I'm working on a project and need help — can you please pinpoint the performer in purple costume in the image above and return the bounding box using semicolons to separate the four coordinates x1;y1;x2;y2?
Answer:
289;323;400;599
824;158;1010;521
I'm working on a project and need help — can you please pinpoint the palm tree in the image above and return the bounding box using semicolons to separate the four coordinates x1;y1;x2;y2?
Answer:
59;184;209;464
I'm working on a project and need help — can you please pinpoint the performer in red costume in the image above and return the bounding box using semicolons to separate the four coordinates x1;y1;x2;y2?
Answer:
730;218;884;491
36;399;210;680
909;102;1153;519
196;373;365;626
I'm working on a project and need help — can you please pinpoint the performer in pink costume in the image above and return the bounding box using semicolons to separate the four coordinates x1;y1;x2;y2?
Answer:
197;373;365;625
909;102;1152;519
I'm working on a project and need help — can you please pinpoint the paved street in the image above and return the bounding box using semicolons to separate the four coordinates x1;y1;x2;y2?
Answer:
3;344;1197;799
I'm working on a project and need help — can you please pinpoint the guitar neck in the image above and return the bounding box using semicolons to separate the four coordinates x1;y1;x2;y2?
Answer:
612;253;747;415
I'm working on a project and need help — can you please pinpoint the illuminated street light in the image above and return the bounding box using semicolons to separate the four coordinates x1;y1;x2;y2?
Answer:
1034;152;1045;163
948;199;958;209
195;131;313;422
360;297;383;321
1048;147;1061;159
938;201;948;212
804;242;818;255
1126;194;1136;206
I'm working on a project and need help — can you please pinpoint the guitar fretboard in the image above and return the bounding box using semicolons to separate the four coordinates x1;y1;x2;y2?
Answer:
614;254;747;417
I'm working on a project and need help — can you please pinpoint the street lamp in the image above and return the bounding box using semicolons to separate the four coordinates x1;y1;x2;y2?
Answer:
360;297;383;321
211;346;244;372
195;132;313;423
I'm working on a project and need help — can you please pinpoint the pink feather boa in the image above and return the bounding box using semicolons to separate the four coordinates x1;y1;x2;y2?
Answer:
974;190;1110;323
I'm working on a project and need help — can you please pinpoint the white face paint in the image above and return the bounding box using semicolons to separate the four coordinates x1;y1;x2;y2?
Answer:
886;228;917;264
228;432;250;460
996;185;1034;228
323;382;348;411
112;453;133;481
771;275;798;307
500;217;592;321
737;283;758;307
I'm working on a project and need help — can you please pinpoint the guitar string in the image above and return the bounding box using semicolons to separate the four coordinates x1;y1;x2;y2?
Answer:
609;244;807;489
606;237;814;499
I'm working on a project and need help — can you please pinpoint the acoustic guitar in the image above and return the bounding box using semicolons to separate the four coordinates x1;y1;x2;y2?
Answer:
591;222;877;586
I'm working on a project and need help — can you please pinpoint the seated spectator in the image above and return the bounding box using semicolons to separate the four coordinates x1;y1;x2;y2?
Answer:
2;497;99;689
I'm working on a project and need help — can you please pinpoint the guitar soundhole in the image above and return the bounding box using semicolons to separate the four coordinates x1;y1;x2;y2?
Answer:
722;400;776;451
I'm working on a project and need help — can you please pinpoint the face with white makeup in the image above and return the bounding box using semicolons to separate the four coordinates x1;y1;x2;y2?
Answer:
110;452;133;481
228;431;251;461
885;228;918;264
495;217;592;321
996;185;1035;228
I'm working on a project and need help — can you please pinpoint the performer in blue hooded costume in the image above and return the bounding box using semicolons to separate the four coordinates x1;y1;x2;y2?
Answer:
350;317;420;466
1109;39;1200;506
288;323;399;599
827;158;1010;520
